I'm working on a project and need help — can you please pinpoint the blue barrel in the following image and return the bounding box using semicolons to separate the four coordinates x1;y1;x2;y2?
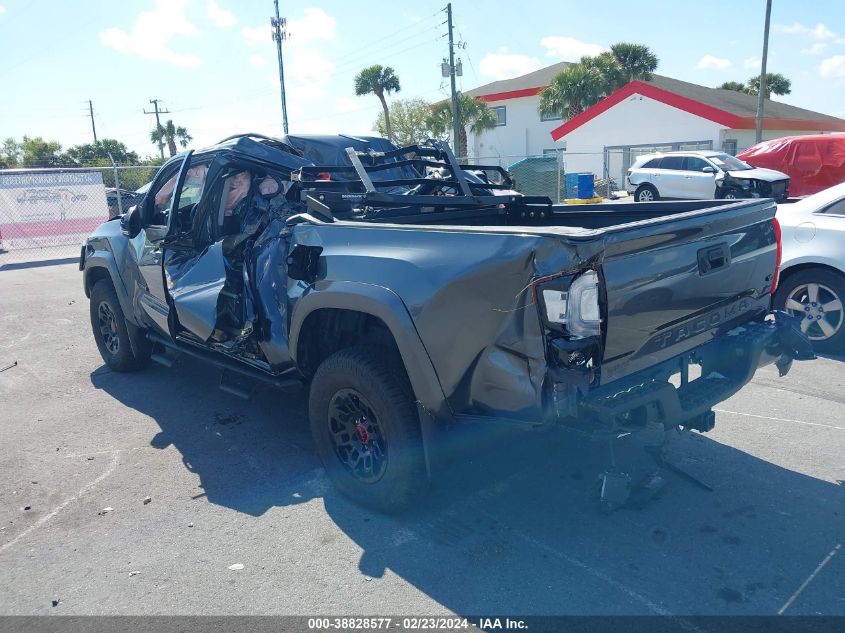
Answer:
577;173;594;199
564;173;579;198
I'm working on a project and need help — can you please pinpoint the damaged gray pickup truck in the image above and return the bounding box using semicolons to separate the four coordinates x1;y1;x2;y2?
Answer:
80;133;814;511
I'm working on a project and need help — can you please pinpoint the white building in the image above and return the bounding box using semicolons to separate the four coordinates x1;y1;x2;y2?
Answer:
465;65;845;184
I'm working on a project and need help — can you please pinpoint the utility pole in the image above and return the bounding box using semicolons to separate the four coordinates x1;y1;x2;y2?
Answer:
271;0;289;134
446;3;461;155
755;0;772;143
144;98;170;159
87;100;98;144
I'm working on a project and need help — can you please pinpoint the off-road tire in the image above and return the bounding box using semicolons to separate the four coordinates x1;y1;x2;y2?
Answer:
309;345;426;512
634;184;659;202
89;279;151;371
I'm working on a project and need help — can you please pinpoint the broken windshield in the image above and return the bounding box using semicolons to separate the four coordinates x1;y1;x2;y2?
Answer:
709;154;753;171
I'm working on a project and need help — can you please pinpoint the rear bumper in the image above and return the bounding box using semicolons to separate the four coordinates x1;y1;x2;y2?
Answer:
576;312;814;431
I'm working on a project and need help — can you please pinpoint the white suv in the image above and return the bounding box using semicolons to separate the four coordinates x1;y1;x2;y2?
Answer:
626;150;789;202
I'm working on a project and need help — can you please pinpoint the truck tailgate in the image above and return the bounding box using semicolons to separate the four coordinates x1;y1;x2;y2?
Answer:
598;200;778;384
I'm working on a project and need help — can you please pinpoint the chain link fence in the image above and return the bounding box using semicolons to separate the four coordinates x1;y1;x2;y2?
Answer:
462;151;626;203
0;165;157;266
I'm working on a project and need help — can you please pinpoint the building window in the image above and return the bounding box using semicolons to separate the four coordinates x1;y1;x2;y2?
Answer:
722;139;738;155
491;106;506;126
540;110;562;122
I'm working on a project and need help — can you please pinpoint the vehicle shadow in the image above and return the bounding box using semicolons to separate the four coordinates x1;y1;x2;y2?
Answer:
91;355;845;615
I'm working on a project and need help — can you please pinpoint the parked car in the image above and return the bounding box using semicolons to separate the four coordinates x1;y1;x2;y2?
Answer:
627;150;790;202
105;184;149;219
738;134;845;198
80;134;812;512
775;181;845;350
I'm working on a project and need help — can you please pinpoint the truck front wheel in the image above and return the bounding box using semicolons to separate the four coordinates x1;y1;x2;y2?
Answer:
308;346;426;512
89;279;151;372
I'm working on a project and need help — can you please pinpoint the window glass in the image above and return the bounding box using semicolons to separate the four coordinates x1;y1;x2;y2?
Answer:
491;106;506;126
540;110;562;122
658;156;685;170
685;157;711;172
822;198;845;216
642;158;661;168
709;153;752;170
150;170;178;226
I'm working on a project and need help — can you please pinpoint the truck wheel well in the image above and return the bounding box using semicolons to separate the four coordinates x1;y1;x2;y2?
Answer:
296;308;407;384
85;267;112;297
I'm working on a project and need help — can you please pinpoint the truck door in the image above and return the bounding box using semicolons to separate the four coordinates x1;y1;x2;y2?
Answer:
130;154;191;335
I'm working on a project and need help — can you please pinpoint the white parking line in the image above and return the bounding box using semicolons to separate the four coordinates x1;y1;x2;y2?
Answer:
714;408;845;432
0;452;120;556
778;543;841;615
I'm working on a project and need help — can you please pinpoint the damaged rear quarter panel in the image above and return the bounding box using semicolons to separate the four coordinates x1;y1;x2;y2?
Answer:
289;222;602;420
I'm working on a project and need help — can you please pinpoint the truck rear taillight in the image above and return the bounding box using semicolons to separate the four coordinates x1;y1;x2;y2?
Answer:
771;217;782;295
534;270;602;338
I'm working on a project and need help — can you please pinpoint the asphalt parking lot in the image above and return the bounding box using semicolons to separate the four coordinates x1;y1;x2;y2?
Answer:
0;262;843;617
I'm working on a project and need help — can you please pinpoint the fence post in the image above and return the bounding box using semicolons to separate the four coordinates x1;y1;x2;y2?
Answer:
556;149;561;204
108;153;123;216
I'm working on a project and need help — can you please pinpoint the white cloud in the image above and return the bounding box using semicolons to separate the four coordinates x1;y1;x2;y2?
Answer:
243;7;335;46
697;55;732;70
775;21;845;54
287;7;336;43
820;55;845;78
478;51;540;80
802;42;828;55
241;24;270;44
335;96;359;114
249;54;266;67
775;22;838;40
207;0;236;27
743;56;760;70
0;5;6;15
100;0;201;68
540;36;606;60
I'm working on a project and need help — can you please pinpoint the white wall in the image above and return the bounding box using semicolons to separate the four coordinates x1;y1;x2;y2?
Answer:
722;128;834;153
560;93;724;175
466;95;563;165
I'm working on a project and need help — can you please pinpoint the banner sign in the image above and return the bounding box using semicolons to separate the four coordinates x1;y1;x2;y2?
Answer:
0;171;109;250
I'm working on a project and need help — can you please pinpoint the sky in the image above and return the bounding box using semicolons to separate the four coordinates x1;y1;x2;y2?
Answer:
2;0;844;159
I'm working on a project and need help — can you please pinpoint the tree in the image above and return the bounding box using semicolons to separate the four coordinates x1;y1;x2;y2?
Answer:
374;98;432;147
747;73;791;98
539;63;605;119
426;94;498;158
65;139;140;165
354;65;401;142
610;42;658;83
0;137;21;168
538;42;660;119
19;136;70;167
150;120;192;157
718;81;749;93
717;73;791;98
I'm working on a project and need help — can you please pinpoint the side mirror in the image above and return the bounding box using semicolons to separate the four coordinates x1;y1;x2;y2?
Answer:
702;166;717;174
120;205;142;238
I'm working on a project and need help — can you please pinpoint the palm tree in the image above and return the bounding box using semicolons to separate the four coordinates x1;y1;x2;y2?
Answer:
717;73;792;98
354;65;401;141
426;94;498;158
718;81;749;93
747;73;792;98
150;120;192;157
610;42;658;83
538;43;660;121
539;63;605;119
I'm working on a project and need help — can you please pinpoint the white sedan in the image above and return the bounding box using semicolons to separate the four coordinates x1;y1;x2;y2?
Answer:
775;181;845;350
